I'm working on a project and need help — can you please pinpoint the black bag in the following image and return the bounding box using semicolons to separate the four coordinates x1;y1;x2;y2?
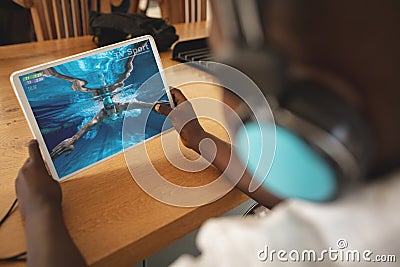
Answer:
89;12;179;51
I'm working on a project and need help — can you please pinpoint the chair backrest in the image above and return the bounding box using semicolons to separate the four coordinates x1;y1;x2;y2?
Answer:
158;0;210;24
13;0;141;41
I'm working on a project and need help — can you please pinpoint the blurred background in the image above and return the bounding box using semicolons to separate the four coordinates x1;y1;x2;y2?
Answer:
0;0;214;46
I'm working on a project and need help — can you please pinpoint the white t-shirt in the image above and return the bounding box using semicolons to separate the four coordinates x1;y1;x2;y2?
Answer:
171;170;400;266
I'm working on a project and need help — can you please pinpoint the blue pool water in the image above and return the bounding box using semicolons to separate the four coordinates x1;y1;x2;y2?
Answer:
20;40;172;179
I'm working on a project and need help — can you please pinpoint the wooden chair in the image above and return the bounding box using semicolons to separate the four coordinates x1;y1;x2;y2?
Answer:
12;0;142;41
158;0;209;24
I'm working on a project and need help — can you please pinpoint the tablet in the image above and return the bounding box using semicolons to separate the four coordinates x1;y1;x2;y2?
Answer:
10;35;174;181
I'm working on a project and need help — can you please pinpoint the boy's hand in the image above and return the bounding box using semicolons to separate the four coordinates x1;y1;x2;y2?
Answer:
155;88;207;152
15;140;62;220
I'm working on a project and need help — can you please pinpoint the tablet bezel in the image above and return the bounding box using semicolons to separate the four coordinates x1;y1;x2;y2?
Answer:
10;35;174;182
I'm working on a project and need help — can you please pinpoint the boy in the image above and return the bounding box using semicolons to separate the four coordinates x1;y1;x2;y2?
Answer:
15;0;400;266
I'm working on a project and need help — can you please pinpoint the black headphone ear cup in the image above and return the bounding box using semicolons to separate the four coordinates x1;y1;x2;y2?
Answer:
277;81;374;183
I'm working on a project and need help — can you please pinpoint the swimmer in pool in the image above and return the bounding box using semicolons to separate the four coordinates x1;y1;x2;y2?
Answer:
42;55;167;159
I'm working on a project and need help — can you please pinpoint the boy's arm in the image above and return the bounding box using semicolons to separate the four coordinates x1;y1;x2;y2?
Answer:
24;207;87;267
155;89;281;209
16;140;87;267
194;132;281;209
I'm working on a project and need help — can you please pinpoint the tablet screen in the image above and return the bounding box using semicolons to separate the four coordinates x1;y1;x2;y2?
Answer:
14;37;173;180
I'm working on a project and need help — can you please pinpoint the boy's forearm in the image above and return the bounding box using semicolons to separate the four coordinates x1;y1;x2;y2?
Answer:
198;132;282;209
25;206;87;267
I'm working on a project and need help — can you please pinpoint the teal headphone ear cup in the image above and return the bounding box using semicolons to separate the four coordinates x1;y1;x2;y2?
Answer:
235;122;338;201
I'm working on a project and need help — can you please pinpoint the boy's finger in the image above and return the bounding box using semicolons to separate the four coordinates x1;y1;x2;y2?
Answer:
170;88;187;104
28;140;45;165
154;104;172;116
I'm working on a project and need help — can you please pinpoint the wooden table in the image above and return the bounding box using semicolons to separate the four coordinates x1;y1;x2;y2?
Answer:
0;22;248;267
